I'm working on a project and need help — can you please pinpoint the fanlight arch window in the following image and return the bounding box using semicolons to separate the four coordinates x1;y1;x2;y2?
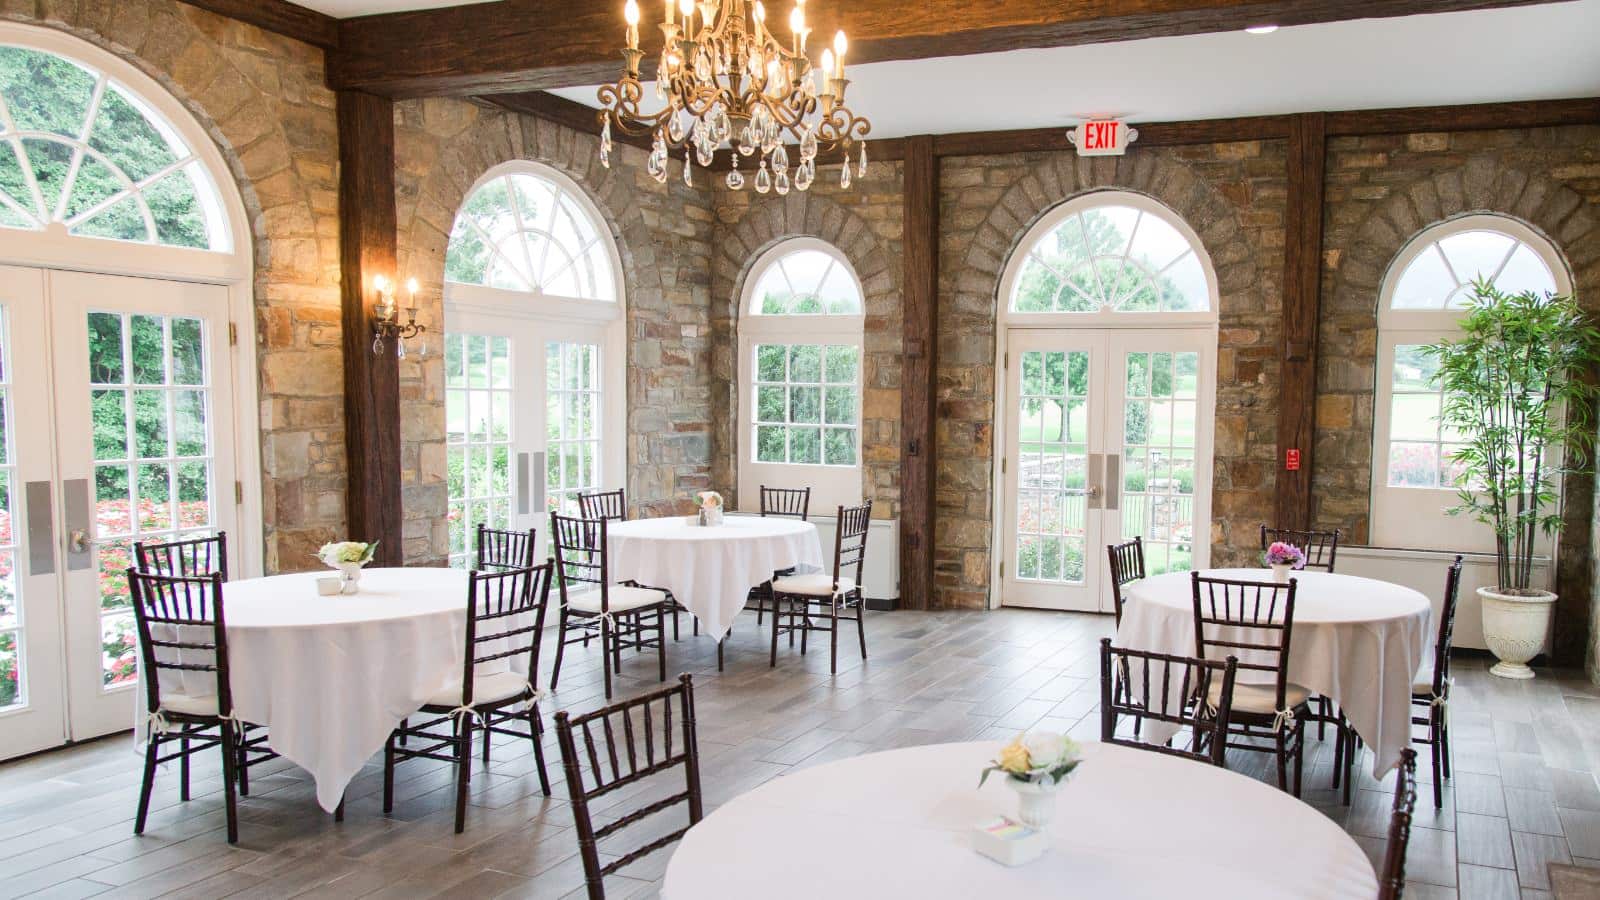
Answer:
0;44;230;251
747;245;864;316
1371;214;1569;551
1009;193;1214;316
445;168;618;303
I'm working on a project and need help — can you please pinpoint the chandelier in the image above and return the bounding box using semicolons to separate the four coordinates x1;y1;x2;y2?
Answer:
597;0;871;193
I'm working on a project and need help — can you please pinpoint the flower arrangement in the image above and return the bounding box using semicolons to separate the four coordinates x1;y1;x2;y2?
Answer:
979;731;1083;788
1262;541;1305;570
696;491;723;510
318;541;378;567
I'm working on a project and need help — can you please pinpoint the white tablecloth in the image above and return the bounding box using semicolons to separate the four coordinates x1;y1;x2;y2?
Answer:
147;567;526;812
1117;568;1431;777
606;515;823;638
662;741;1377;899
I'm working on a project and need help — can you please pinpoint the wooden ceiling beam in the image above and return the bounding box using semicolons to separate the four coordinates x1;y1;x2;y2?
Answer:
178;0;339;50
331;0;1559;98
483;91;655;150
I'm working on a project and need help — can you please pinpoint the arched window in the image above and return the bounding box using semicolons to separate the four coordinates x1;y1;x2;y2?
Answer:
738;239;864;511
446;168;617;303
442;164;625;566
1007;193;1214;319
1371;214;1570;550
0;44;230;251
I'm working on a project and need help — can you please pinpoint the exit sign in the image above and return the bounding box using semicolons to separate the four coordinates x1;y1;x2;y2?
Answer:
1070;119;1138;156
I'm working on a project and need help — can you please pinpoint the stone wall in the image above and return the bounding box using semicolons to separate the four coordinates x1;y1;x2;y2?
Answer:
709;163;905;518
1313;125;1600;664
5;0;344;574
393;99;716;564
934;146;1288;609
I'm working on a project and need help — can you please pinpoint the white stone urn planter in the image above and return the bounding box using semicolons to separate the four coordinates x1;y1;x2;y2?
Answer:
1479;586;1556;680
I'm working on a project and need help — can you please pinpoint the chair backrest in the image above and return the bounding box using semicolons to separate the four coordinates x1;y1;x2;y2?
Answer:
1106;537;1145;626
551;513;611;612
1378;748;1419;900
759;485;811;520
128;568;231;719
578;489;628;522
455;561;553;707
1100;639;1237;767
1427;555;1465;696
1259;524;1340;572
556;673;704;900
829;501;872;591
134;532;228;581
475;524;539;571
1190;573;1299;714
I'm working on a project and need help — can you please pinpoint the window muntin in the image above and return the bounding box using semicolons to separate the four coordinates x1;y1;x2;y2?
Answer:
445;171;617;302
0;46;228;251
1010;203;1209;314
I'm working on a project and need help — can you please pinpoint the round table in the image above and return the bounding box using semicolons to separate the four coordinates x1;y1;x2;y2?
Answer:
150;567;517;812
606;515;823;637
1117;568;1431;777
662;741;1378;899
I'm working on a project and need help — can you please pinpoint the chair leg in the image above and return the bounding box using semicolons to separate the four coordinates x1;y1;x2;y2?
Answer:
717;636;725;672
550;609;569;691
601;619;615;700
454;716;474;834
829;598;839;676
1293;721;1306;798
529;705;551;797
1275;731;1289;792
134;735;160;835
1343;732;1357;806
383;733;396;814
1431;709;1445;809
672;605;680;642
769;596;782;667
1440;704;1452;780
237;735;250;796
855;597;867;660
656;607;667;683
219;727;240;844
482;716;492;767
335;796;345;822
1332;719;1345;790
180;736;191;802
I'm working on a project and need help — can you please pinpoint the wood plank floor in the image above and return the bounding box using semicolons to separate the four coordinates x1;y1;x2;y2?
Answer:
1;608;1596;899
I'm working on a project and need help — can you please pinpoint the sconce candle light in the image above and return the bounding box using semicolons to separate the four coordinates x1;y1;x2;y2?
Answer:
370;274;427;359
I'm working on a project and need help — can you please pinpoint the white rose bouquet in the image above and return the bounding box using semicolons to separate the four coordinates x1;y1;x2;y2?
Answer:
979;730;1083;788
317;540;378;567
696;491;724;509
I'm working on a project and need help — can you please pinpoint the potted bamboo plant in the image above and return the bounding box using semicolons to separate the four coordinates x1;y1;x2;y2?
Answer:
1427;279;1599;679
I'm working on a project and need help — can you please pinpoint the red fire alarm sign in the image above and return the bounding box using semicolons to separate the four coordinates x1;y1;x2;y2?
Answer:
1285;448;1301;471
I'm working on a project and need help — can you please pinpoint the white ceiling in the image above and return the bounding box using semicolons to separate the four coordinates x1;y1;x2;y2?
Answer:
550;1;1600;138
295;0;494;16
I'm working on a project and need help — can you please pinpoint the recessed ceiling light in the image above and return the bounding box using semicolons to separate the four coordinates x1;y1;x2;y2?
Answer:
1245;24;1279;34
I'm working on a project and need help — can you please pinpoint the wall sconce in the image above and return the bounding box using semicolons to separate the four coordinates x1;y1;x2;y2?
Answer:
370;274;427;359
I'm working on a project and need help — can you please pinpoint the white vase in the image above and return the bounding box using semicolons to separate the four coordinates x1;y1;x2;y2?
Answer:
1270;563;1292;583
1007;778;1062;830
334;562;364;595
1479;586;1556;680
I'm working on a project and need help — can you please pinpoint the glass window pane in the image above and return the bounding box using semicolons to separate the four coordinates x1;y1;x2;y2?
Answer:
789;427;820;464
756;426;786;462
824;428;856;465
87;312;123;383
132;390;167;458
756;345;786;382
1388;443;1439;488
130;316;165;385
170;318;204;385
173;390;206;456
92;389;127;460
789;345;821;382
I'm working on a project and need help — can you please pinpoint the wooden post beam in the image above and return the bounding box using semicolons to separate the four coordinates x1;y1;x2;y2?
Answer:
900;135;938;610
337;90;404;565
177;0;339;49
1273;112;1327;531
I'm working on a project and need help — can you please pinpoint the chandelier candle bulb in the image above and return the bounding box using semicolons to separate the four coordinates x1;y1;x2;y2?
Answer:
624;0;640;48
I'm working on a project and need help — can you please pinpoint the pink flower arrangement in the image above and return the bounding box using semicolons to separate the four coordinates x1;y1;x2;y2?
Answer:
1263;541;1306;569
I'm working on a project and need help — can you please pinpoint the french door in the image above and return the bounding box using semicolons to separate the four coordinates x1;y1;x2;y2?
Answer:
1000;328;1215;612
443;307;618;566
0;267;239;758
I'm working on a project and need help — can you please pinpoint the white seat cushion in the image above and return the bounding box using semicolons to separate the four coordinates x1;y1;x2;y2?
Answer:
772;574;856;597
1413;662;1438;695
1207;680;1311;716
567;585;669;614
159;692;219;717
426;670;532;708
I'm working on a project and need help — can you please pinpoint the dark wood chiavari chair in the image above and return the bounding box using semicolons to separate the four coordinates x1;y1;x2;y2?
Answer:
550;513;672;699
1099;639;1238;767
749;485;812;625
383;562;554;833
475;523;538;570
129;569;251;844
134;531;228;582
578;488;628;522
769;501;871;675
1379;748;1420;900
1259;524;1341;573
1191;572;1312;796
1408;555;1464;809
555;674;703;900
1106;536;1145;628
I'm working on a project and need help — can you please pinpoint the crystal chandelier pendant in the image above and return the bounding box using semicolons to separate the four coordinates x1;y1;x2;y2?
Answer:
599;117;612;169
755;160;772;194
738;125;756;157
726;156;745;190
859;142;868;178
800;125;818;162
840;158;851;189
371;335;383;355
773;143;790;172
711;105;732;143
683;148;693;187
396;338;407;361
669;114;687;144
795;158;815;191
775;167;791;196
647;134;669;183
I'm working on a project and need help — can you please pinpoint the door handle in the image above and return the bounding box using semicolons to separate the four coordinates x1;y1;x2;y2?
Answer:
69;529;88;553
63;479;92;571
1086;485;1101;498
1086;453;1104;510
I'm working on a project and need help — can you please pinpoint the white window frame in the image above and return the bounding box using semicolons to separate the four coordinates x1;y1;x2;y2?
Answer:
737;237;865;514
0;22;261;579
1001;190;1219;330
443;162;627;545
1370;214;1573;552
